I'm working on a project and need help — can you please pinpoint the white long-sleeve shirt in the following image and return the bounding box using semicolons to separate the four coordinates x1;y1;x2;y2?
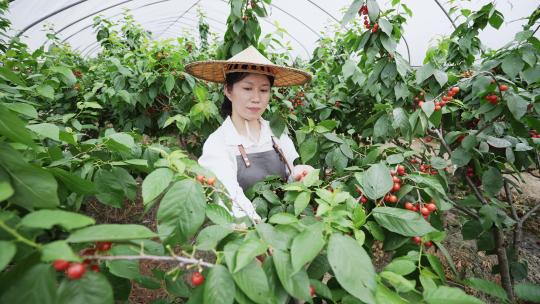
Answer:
198;116;299;219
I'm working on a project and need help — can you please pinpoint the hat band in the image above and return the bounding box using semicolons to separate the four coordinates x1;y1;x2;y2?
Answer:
224;63;275;78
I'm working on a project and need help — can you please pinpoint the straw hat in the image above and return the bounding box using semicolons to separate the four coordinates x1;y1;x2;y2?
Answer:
184;46;311;87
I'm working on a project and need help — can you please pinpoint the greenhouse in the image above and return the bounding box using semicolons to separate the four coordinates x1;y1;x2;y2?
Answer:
0;0;539;303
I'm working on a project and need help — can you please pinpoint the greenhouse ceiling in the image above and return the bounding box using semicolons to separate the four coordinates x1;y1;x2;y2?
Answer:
6;0;539;66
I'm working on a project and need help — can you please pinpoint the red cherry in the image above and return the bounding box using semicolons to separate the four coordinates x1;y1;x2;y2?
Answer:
196;175;206;183
206;177;216;186
191;271;205;286
360;196;368;204
391;183;401;192
310;285;315;297
66;263;86;280
412;236;422;245
424;137;433;143
418;101;424;107
387;195;398;204
90;264;100;272
420;207;430;216
426;203;437;212
451;87;460;94
96;241;112;252
397;165;406;176
390;170;396;176
424;241;433;247
52;259;70;272
499;84;508;91
435;105;441;111
392;176;401;183
405;202;414;210
81;248;96;256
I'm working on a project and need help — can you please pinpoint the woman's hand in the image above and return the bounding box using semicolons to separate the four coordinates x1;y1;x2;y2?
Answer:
292;164;315;181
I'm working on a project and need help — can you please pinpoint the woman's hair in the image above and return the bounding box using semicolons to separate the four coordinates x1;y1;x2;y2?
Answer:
221;72;275;118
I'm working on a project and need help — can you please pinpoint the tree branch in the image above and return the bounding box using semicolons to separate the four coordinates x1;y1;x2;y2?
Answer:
86;254;215;268
433;0;457;30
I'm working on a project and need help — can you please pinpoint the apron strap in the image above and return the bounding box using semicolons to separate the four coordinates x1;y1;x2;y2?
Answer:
237;145;251;167
271;136;293;179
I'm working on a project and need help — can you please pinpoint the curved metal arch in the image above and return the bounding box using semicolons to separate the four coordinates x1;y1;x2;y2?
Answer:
155;0;202;38
15;0;89;37
59;0;175;44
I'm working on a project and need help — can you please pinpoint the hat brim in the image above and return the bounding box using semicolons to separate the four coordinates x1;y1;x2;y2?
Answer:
184;60;312;87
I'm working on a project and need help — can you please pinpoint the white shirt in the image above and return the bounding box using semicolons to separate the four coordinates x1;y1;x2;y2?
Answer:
198;116;299;219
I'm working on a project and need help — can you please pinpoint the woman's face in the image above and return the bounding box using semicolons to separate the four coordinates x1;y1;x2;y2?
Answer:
225;73;271;121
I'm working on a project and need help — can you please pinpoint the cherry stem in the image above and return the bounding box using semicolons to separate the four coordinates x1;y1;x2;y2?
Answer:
86;254;215;268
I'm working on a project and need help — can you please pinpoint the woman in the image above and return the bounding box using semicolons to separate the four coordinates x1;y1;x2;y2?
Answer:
185;46;314;221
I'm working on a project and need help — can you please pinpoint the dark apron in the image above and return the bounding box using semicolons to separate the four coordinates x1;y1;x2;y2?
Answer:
236;137;293;191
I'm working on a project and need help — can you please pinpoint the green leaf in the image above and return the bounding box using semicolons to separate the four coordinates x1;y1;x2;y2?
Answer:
142;168;173;208
450;147;472;167
375;283;408;304
57;272;114;304
203;265;235;304
489;10;504;29
341;0;363;26
430;157;447;170
0;263;56;304
269;112;286;137
0;105;36;148
231;260;271;303
273;249;312;301
294;191;311;216
403;173;446;196
464;278;508;301
0;144;59;209
501;54;524;79
514;282;540;302
20;210;94;231
416;63;435;84
342;59;358;79
0;66;25;86
164;75;175;94
374;114;391;138
486;136;512;148
157;180;207;243
165;275;190;297
235;238;267;272
433;70;448;87
299;137;317;163
506;93;528;120
36;84;55;99
356;163;393;200
0;181;14;201
378;18;392;36
49;168;97;195
291;224;325;273
380;271;415;292
3;103;38;119
0;241;16;271
106;245;139;279
384;259;416;275
481;167;503;197
366;0;380;21
51;66;77;86
196;225;233;250
194;85;208;102
269;212;298;225
424;286;483;304
426;254;445;282
373;207;436;236
27;123;59;141
41;240;80;262
327;234;376;304
67;224;156;242
206;204;234;225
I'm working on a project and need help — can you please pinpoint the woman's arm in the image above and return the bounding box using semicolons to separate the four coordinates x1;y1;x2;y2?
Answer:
279;132;315;181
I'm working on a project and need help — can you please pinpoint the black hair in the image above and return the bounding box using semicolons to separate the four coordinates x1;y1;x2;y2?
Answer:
221;72;275;118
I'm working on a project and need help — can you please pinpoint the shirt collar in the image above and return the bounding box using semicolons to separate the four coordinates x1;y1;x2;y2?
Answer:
222;116;274;147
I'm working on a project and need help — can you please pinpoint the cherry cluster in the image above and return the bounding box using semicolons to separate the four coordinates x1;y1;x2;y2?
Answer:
196;174;216;186
485;83;508;105
52;241;112;280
